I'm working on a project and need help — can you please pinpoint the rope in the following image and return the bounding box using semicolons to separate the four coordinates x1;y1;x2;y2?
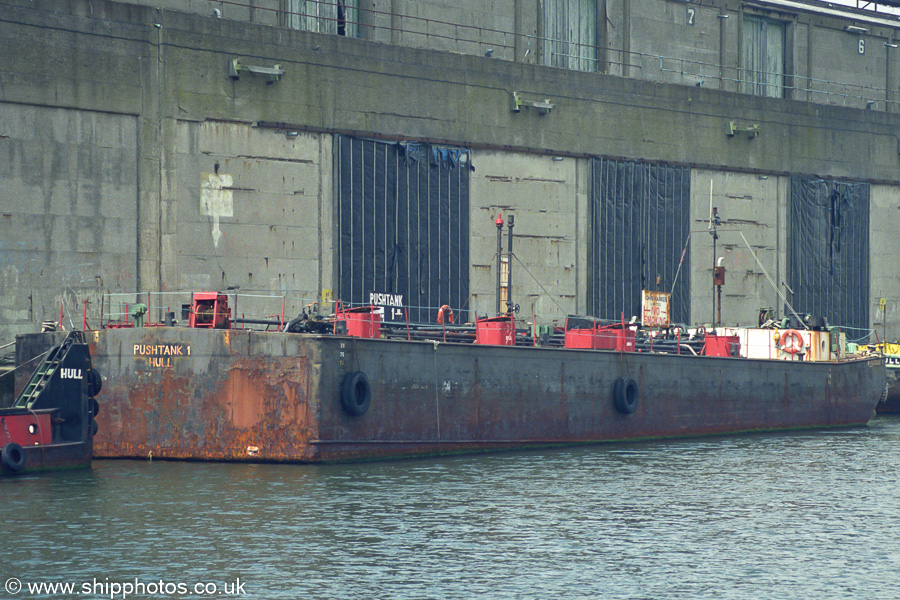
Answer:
670;232;691;298
0;350;53;380
838;326;877;344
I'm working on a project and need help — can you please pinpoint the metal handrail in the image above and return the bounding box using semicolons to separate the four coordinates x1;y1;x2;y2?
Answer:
199;0;900;110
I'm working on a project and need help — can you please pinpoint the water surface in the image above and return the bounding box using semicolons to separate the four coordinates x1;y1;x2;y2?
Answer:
3;417;900;599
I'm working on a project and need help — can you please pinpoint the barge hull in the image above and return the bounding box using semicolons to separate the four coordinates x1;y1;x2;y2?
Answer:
88;328;885;463
12;441;93;474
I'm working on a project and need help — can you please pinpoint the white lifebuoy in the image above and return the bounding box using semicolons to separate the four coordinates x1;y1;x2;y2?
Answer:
780;329;804;354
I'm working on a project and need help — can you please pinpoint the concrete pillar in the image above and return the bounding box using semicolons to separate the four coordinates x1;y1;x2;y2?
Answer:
536;0;545;66
358;0;389;43
737;3;745;95
514;0;538;65
718;6;729;93
785;23;796;101
597;0;607;73
319;135;334;303
622;0;631;78
887;37;897;113
391;0;400;45
575;157;590;315
138;13;179;315
137;13;164;298
776;175;788;316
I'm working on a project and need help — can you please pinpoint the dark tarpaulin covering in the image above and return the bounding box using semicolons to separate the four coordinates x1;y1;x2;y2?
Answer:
335;135;471;323
590;159;691;324
788;177;869;332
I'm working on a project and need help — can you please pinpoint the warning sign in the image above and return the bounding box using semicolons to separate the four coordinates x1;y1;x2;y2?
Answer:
641;291;670;327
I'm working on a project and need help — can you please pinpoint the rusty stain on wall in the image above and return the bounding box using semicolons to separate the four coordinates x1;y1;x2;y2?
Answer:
229;368;267;428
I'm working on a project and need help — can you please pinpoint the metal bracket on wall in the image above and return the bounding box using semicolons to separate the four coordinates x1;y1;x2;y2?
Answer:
726;121;760;138
511;92;555;115
229;59;285;83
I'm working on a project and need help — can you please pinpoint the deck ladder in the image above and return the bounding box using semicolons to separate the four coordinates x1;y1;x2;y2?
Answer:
13;332;79;409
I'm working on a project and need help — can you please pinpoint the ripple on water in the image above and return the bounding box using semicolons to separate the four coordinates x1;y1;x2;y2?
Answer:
3;418;900;599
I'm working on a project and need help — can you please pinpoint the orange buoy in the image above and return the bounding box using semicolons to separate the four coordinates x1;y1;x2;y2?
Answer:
436;305;454;324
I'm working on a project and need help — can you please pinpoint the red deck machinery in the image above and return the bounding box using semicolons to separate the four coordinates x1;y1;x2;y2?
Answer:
188;292;232;329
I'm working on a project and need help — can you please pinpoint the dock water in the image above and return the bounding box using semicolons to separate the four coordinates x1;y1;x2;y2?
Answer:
3;418;900;599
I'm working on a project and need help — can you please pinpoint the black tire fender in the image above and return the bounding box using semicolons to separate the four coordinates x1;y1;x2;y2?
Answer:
1;442;26;472
614;377;639;415
91;398;100;417
90;419;99;437
341;371;372;416
87;369;102;397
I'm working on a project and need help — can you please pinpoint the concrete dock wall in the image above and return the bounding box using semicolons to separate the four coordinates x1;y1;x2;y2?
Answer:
2;0;900;340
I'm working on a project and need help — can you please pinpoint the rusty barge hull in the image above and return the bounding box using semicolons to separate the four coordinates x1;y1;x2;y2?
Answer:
90;328;885;463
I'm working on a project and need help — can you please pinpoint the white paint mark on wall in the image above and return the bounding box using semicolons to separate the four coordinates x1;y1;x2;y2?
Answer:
201;173;234;247
1;308;30;320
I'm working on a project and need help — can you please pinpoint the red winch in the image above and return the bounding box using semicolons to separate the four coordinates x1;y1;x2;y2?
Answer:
188;292;232;329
